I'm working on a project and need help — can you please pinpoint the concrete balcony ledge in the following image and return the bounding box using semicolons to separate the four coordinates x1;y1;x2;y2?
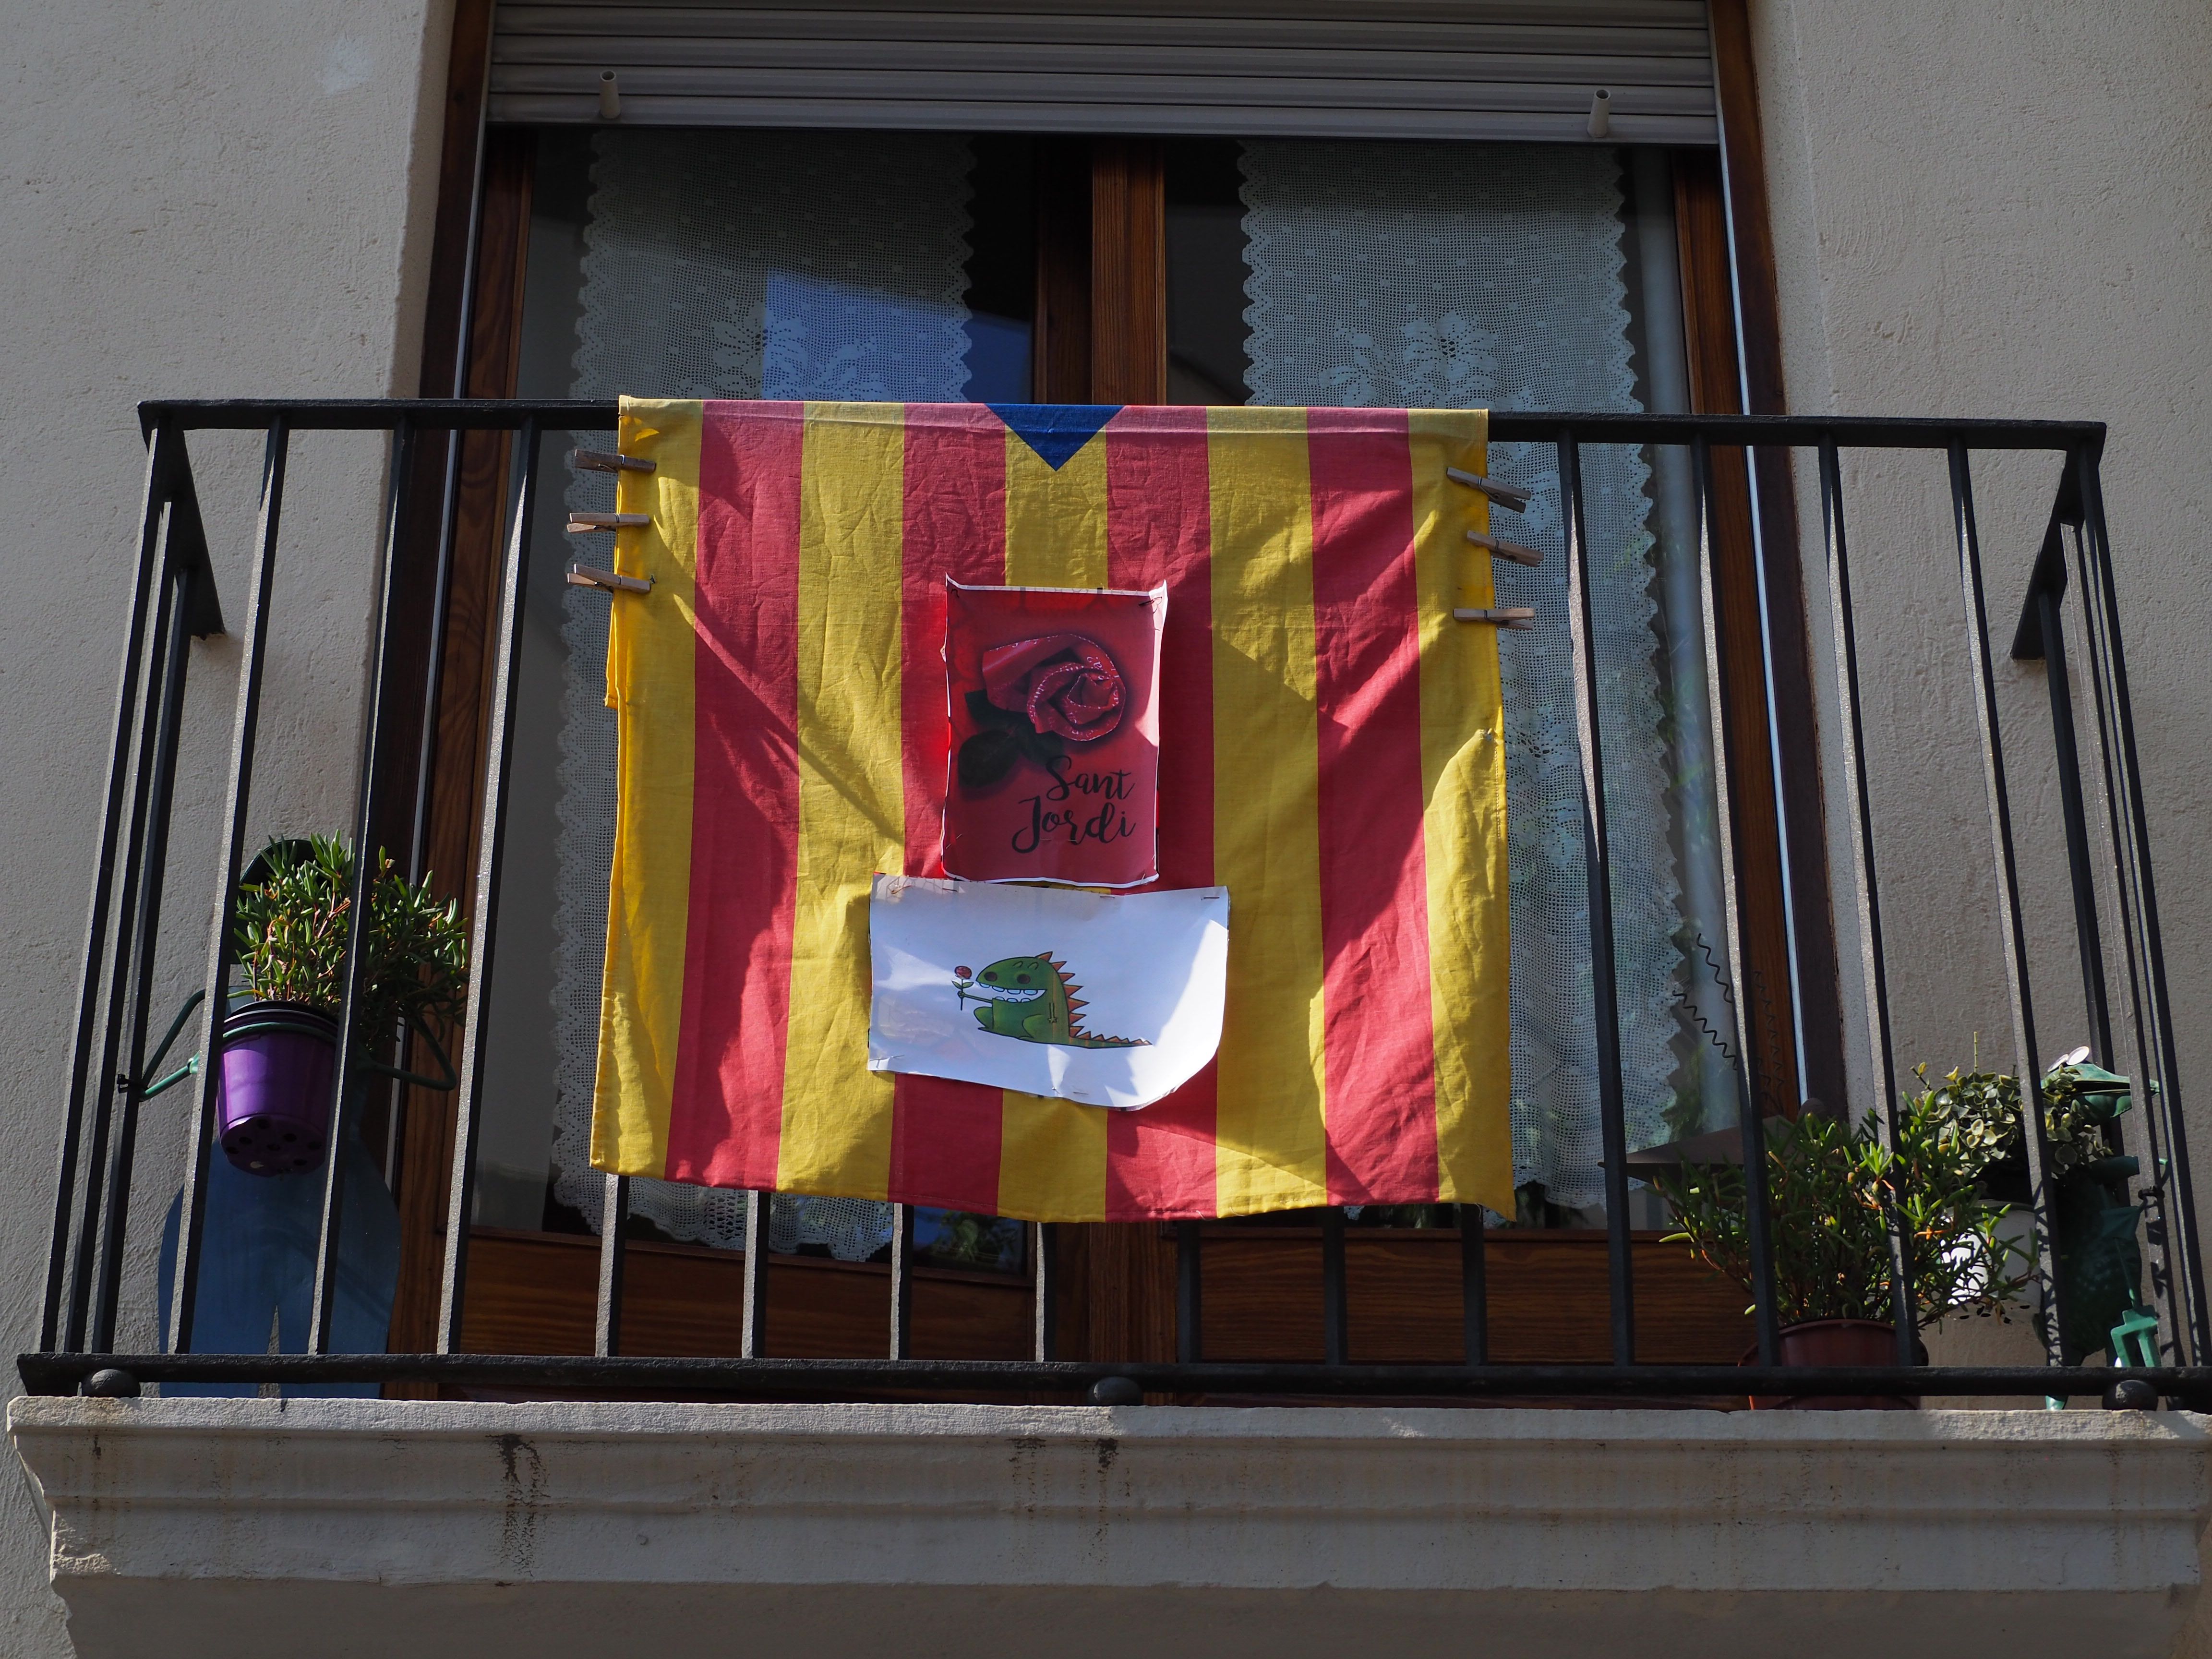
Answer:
10;1396;2210;1659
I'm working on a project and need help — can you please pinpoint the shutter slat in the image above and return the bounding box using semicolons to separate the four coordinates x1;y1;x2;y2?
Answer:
496;5;1710;50
493;67;1718;112
488;0;1717;142
497;41;1717;88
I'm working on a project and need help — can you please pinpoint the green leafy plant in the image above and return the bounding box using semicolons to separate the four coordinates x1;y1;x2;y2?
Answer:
1654;1093;2033;1330
1907;1050;2142;1361
925;1211;1023;1271
1908;1056;2117;1181
232;837;468;1043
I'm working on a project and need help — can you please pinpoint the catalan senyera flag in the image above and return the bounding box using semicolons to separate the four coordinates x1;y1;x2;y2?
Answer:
591;398;1512;1221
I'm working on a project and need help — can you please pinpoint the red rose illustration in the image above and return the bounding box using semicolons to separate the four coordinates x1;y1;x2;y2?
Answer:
981;633;1125;743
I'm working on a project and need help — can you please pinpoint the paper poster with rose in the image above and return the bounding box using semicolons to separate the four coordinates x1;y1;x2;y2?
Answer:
942;579;1164;888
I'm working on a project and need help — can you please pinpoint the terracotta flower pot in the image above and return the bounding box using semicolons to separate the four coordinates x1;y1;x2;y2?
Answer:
1742;1317;1924;1410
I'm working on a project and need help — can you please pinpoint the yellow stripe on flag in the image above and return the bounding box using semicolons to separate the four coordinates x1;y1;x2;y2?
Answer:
594;399;702;1176
993;420;1113;1221
1206;407;1328;1214
1410;409;1515;1214
776;403;908;1199
1003;422;1111;589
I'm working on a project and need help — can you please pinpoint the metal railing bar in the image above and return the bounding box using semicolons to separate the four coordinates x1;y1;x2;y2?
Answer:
740;1191;768;1358
88;557;198;1352
64;535;176;1355
1174;1220;1201;1364
45;416;175;1347
2066;516;2178;1350
888;1204;915;1360
69;552;179;1354
307;421;420;1355
1948;438;2063;1366
595;1173;629;1358
2062;520;2144;1081
434;416;544;1353
1818;439;1915;1365
24;1350;2211;1405
130;400;2106;451
1320;1207;1348;1366
409;427;465;885
395;423;465;1190
1459;1206;1488;1364
1693;436;1779;1366
164;445;226;642
168;418;291;1356
2005;476;2078;664
2077;448;2210;1361
1033;1222;1055;1362
1559;432;1635;1365
2034;585;2115;1068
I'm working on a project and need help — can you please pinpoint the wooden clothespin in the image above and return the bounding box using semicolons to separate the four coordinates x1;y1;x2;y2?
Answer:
569;447;656;474
1446;466;1532;512
566;563;652;595
1467;528;1543;567
1455;606;1535;631
566;511;651;533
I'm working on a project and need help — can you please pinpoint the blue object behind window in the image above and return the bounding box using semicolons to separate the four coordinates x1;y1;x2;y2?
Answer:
156;1127;400;1397
762;271;981;402
962;312;1032;404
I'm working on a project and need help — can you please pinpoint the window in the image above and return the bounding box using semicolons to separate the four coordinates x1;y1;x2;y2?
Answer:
384;6;1819;1371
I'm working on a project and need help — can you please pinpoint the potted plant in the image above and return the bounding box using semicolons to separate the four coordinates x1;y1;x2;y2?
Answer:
1653;1088;2033;1407
1911;1052;2144;1364
217;837;467;1176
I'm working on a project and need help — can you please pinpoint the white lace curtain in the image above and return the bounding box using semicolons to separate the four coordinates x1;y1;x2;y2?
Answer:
553;129;977;1254
1240;140;1682;1210
549;131;1687;1240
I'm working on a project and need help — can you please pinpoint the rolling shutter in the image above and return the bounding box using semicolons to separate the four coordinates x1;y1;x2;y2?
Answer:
487;0;1717;143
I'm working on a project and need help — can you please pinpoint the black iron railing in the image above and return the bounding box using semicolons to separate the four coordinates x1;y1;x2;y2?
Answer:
23;400;2208;1409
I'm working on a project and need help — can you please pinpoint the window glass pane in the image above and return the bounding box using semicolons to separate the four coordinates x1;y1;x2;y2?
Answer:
481;129;1035;1272
1164;137;1741;1224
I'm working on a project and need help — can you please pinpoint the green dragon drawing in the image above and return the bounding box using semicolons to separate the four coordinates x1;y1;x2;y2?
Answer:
954;954;1148;1049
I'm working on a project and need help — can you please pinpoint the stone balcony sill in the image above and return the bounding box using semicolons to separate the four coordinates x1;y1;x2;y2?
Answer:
11;1397;2209;1659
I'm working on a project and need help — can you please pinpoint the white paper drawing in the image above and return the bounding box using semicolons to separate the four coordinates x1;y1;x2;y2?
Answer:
866;875;1229;1110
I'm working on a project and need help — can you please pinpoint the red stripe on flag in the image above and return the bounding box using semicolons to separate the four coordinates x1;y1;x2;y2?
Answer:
1307;409;1440;1203
668;400;804;1188
1101;406;1220;1219
889;405;1010;1214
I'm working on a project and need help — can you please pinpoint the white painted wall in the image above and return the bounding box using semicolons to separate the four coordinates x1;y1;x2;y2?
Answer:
1750;0;2212;1263
0;0;455;1648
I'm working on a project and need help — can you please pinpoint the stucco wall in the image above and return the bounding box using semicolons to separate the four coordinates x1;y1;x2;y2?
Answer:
1750;1;2212;1257
0;0;454;1649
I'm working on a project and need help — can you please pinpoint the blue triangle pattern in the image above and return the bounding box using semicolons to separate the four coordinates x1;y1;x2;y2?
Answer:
988;403;1123;470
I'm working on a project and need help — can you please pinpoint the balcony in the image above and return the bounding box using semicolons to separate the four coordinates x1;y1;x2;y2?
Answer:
14;1396;2210;1659
12;400;2212;1657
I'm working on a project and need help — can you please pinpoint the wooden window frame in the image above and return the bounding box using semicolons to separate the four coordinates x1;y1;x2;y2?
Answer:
382;0;1838;1375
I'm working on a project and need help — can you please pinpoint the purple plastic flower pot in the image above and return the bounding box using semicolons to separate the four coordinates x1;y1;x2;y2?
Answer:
217;1001;339;1177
